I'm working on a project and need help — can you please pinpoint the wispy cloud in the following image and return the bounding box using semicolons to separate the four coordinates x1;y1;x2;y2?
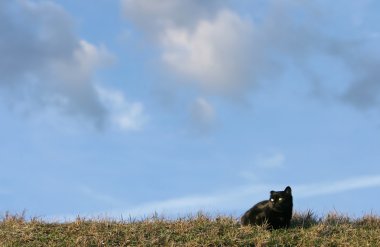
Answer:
0;188;11;196
47;174;380;221
78;185;122;207
115;174;380;218
295;175;380;198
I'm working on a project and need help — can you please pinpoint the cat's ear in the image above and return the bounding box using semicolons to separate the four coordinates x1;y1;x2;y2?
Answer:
284;186;292;194
270;190;275;196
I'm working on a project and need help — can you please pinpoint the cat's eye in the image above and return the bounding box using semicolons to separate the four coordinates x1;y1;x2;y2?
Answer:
279;198;283;201
270;198;274;202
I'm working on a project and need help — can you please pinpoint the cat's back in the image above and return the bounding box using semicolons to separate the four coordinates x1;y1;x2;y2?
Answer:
241;200;270;225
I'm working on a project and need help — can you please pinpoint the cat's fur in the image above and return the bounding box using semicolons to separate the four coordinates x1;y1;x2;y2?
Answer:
241;186;293;229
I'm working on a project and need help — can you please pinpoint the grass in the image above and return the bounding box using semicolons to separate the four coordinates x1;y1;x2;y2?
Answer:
0;211;380;246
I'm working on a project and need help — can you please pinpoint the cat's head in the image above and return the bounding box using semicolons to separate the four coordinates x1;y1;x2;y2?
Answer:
269;186;293;211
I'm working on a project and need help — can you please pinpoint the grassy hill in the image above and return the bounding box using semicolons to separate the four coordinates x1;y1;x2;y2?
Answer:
1;211;379;246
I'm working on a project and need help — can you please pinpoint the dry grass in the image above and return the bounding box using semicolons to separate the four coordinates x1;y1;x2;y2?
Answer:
0;211;380;246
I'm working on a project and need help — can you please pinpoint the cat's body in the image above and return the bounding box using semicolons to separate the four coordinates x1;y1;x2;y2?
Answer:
241;186;293;229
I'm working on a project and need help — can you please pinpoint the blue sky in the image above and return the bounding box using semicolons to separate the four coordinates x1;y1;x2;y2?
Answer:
1;0;380;220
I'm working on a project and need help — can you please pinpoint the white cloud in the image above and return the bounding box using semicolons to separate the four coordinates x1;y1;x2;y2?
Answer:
161;10;256;95
122;0;380;113
120;0;308;97
43;39;115;126
0;0;146;131
189;97;216;131
0;1;109;126
255;152;286;168
96;87;148;131
239;151;286;180
113;103;146;131
121;0;223;36
73;40;113;76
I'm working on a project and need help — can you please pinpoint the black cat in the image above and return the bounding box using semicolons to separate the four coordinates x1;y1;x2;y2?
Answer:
241;186;293;229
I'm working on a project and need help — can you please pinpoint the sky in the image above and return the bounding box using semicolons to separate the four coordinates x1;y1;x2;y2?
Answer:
1;0;380;221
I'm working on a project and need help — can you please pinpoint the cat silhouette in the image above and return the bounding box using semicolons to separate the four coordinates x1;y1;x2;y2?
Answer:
241;186;293;229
